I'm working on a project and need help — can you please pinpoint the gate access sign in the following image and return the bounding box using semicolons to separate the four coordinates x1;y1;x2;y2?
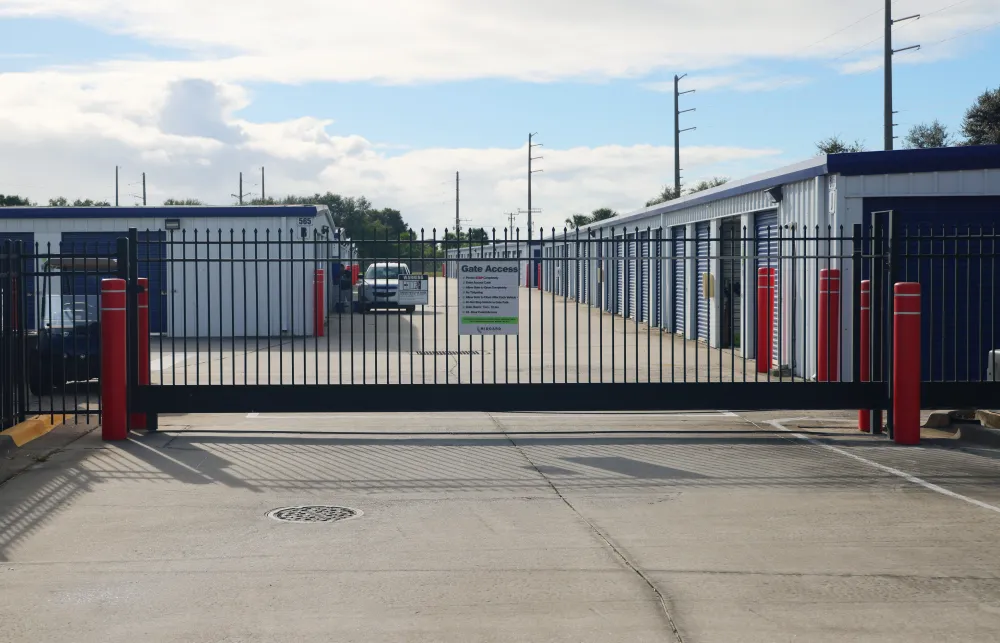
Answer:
397;274;429;306
458;262;519;335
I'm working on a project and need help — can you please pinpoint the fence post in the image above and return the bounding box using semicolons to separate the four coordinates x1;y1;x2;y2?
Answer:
313;268;325;337
893;282;921;445
756;267;774;373
101;278;128;440
818;268;841;381
129;278;149;430
859;280;871;432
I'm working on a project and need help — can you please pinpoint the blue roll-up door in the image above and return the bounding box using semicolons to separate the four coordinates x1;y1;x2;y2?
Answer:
639;230;650;323
615;235;625;316
696;222;711;342
61;232;167;333
672;228;685;334
626;233;637;319
755;212;780;367
653;229;662;327
0;233;36;329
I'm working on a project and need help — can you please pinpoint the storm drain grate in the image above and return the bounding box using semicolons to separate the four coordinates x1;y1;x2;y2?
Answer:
414;350;480;356
266;505;361;523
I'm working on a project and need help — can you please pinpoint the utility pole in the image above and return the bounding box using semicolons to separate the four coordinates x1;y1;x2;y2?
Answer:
455;171;460;238
231;171;251;205
506;211;517;234
674;74;696;197
115;166;119;207
527;133;543;238
884;1;921;150
141;172;146;206
261;166;265;201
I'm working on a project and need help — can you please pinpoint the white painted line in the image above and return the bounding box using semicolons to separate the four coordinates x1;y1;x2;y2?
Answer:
246;412;259;418
768;419;1000;516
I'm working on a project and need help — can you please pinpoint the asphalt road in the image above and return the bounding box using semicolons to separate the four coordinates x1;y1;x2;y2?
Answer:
2;410;1000;642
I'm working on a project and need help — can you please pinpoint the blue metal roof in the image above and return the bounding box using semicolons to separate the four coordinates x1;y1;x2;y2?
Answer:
0;205;324;219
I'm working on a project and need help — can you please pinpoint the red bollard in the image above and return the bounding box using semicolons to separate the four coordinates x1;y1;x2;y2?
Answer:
313;268;325;337
859;280;872;432
756;267;775;373
893;283;921;445
101;278;128;441
129;278;149;430
537;264;542;290
442;263;446;278
817;268;841;382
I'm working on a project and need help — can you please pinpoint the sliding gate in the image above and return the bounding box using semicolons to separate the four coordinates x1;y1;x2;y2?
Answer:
123;225;909;422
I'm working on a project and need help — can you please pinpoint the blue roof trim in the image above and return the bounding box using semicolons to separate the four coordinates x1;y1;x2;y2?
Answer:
0;205;322;219
828;145;1000;176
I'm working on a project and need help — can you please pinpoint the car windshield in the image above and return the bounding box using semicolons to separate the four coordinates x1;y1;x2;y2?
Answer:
43;296;99;329
365;265;405;280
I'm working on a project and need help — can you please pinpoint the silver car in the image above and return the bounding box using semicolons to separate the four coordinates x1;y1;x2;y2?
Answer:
357;262;415;313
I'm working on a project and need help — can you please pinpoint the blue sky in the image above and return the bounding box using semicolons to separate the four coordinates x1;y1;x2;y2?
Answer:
0;1;997;230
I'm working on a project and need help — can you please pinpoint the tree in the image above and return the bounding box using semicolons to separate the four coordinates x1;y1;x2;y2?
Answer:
164;198;204;206
904;120;951;149
688;177;730;193
961;87;1000;146
0;195;32;207
589;207;618;223
816;136;865;154
565;214;590;230
47;197;110;207
645;186;680;207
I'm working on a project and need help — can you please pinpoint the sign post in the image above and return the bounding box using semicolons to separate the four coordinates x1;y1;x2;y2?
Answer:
458;261;519;335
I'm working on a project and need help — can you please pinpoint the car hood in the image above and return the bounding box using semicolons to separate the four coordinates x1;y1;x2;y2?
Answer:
363;278;399;287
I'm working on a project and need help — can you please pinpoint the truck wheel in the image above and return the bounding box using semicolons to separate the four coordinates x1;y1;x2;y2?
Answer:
29;371;54;396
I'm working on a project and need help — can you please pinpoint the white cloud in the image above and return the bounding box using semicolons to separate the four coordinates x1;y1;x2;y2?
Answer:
643;73;810;93
0;76;781;232
0;0;997;84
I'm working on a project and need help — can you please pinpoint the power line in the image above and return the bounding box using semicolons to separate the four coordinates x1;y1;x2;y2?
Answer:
923;16;1000;47
800;0;903;55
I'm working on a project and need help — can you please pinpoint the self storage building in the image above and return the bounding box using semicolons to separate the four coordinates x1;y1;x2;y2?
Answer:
0;205;352;337
541;146;1000;381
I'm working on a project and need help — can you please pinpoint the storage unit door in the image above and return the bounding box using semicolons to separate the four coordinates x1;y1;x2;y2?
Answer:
672;228;686;334
755;211;780;367
695;222;711;342
653;229;662;327
615;236;625;315
62;232;167;333
626;233;637;319
0;233;36;329
639;231;650;322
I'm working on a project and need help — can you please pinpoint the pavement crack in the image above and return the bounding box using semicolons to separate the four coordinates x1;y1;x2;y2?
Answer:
486;412;685;643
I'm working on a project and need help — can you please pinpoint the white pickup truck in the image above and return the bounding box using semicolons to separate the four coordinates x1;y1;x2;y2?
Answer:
357;262;415;313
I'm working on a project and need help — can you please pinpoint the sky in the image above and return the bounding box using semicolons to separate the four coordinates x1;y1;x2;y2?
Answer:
0;0;998;234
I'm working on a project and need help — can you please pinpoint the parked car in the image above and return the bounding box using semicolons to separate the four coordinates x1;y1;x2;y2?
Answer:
357;262;415;313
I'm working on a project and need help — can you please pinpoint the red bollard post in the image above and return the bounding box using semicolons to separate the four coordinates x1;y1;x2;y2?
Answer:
817;268;841;382
859;280;872;432
537;264;542;290
129;278;149;430
313;268;325;337
893;283;921;445
442;263;446;278
756;267;775;373
101;278;128;441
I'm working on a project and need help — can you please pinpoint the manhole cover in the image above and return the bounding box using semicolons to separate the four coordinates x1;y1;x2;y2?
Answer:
266;505;361;523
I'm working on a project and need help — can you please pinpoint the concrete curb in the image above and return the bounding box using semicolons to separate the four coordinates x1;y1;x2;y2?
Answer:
976;410;1000;430
1;415;65;449
955;422;1000;448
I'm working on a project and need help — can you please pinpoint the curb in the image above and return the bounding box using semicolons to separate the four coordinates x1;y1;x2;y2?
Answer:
955;422;1000;448
1;415;66;449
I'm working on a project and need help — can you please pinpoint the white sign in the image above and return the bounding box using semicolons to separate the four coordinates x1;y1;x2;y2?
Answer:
458;261;520;335
397;274;429;306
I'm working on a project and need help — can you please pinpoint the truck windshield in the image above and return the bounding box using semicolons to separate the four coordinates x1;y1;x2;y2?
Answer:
43;296;100;329
365;265;405;279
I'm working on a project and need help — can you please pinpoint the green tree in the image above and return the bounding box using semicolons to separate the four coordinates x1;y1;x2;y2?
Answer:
565;214;591;229
645;186;679;207
687;177;730;193
0;195;32;207
48;197;110;206
961;87;1000;146
904;120;951;149
589;207;618;223
816;136;865;154
163;198;204;205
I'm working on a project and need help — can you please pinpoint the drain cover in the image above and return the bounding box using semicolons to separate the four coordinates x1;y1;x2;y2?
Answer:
266;505;361;523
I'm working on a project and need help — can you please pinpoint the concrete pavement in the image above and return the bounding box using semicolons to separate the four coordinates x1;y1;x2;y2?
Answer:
2;410;1000;642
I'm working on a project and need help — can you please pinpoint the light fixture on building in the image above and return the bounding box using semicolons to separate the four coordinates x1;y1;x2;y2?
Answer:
766;185;784;203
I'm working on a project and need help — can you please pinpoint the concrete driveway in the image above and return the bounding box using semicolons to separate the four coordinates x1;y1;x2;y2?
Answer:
2;410;1000;642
